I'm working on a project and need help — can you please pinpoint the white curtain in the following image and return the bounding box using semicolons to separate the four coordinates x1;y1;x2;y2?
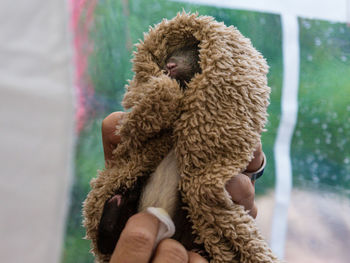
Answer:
0;0;74;262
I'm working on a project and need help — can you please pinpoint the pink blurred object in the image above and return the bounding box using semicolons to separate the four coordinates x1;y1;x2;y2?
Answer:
70;0;97;133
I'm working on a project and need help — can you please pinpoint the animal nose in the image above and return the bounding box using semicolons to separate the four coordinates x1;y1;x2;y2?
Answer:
166;62;177;70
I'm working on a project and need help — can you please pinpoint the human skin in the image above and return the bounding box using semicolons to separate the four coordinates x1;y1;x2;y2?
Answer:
109;212;208;263
102;111;264;262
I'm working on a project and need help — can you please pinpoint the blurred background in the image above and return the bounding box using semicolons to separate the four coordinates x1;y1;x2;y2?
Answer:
0;0;349;262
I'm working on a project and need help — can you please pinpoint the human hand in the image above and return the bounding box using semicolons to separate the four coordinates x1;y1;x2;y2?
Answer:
245;141;264;173
102;112;262;218
109;212;208;263
225;140;263;218
102;111;124;164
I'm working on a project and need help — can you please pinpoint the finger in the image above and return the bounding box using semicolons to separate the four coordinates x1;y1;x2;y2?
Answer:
188;251;208;263
110;212;159;263
245;142;264;172
225;174;255;216
250;202;258;219
102;111;125;164
152;239;188;263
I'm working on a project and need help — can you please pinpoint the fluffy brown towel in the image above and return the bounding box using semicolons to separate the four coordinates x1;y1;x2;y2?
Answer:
83;12;280;263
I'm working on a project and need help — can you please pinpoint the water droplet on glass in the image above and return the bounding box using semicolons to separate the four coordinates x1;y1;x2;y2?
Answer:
307;155;314;164
303;20;311;29
312;118;319;124
344;158;350;164
307;54;313;61
322;123;327;130
315;37;322;46
341;55;347;62
312;175;320;183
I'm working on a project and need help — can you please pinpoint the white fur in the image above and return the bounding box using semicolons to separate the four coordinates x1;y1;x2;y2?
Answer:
138;149;180;218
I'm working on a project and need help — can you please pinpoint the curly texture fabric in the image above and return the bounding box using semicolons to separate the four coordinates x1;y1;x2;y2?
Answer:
83;12;281;263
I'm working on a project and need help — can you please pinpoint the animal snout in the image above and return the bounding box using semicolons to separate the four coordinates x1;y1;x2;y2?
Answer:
166;62;177;70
